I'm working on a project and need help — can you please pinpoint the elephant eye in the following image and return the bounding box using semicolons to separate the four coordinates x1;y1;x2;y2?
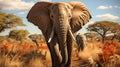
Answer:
51;15;53;18
68;15;72;18
69;15;71;18
50;14;54;18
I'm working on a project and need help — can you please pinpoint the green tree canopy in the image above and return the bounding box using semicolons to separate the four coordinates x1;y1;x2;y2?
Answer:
0;11;24;32
9;30;29;40
29;34;45;42
29;34;41;40
84;32;99;41
28;34;45;47
87;21;120;43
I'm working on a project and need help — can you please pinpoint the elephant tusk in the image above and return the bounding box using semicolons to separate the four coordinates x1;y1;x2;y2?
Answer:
48;27;54;43
69;29;76;41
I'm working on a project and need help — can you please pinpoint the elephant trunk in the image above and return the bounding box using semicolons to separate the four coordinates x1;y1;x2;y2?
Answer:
54;18;69;65
48;15;76;65
57;22;68;44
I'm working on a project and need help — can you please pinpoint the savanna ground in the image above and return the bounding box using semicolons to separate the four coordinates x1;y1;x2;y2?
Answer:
0;38;120;67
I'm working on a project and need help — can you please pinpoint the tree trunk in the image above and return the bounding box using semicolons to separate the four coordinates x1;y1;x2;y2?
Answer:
102;36;105;44
111;34;116;40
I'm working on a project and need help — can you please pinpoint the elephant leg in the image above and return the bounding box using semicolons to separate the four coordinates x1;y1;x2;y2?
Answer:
47;37;62;67
66;34;73;67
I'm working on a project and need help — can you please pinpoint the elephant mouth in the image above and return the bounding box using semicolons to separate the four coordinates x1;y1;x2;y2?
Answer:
48;26;76;43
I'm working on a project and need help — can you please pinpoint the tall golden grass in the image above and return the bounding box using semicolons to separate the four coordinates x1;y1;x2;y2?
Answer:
0;38;50;67
1;38;120;67
77;40;120;67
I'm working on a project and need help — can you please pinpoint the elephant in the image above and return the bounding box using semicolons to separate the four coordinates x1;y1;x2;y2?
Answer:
27;1;91;67
76;33;86;52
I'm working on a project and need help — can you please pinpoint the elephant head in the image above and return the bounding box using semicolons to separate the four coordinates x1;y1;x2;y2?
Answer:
27;1;91;67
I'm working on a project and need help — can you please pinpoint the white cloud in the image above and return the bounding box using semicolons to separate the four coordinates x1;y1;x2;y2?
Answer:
18;11;26;14
114;6;120;8
0;0;51;14
0;0;34;11
86;21;95;25
96;13;119;20
97;5;120;9
98;6;109;9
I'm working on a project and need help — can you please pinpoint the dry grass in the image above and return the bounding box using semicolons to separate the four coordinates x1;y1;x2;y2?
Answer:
23;58;45;67
0;39;50;67
78;41;102;61
0;55;23;67
1;39;120;67
77;40;120;67
0;55;47;67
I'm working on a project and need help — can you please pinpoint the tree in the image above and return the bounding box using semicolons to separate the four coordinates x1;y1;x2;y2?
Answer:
0;11;24;32
28;34;45;47
113;31;120;42
87;21;120;43
84;32;98;41
9;30;29;40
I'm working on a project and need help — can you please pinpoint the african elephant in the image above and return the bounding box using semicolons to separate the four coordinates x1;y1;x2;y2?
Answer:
27;2;91;67
76;34;86;51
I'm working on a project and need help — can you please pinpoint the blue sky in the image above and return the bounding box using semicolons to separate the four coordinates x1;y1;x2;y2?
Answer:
0;0;120;35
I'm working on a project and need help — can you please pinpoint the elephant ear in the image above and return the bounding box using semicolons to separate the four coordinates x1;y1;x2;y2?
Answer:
68;2;92;33
27;2;52;38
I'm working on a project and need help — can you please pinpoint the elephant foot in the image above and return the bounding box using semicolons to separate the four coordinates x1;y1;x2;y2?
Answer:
65;64;71;67
65;62;72;67
59;63;71;67
60;63;66;67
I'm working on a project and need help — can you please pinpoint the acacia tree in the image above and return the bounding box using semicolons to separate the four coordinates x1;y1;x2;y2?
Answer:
9;30;29;41
0;11;24;32
84;32;98;41
113;31;120;42
87;21;120;43
29;34;45;47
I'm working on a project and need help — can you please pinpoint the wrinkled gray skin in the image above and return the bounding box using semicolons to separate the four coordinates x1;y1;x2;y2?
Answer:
27;2;91;67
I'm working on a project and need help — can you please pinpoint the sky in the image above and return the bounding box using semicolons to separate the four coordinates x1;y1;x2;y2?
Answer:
0;0;120;35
